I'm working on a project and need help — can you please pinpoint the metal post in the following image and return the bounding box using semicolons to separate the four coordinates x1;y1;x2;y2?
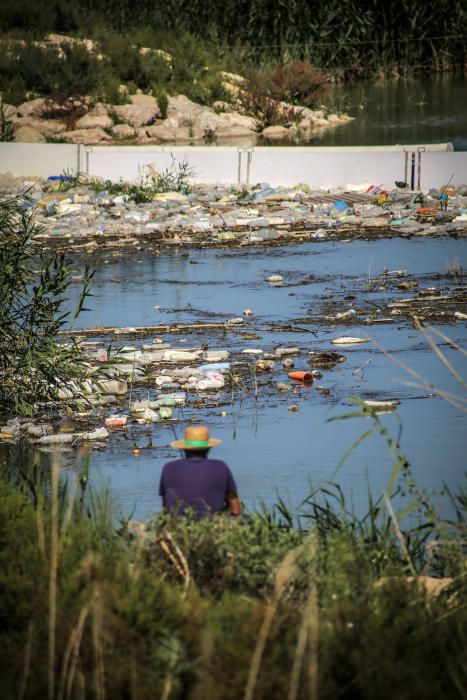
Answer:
417;147;425;191
403;150;408;186
410;152;415;191
246;148;254;185
85;147;92;176
237;148;245;184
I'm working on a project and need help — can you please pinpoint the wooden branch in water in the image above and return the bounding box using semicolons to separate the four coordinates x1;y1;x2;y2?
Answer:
59;320;317;338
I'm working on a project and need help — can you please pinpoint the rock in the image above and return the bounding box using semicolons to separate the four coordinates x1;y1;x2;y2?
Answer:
224;112;256;131
13;117;67;135
144;124;201;143
113;103;160;127
75;114;113;129
17;97;51;119
1;103;18;119
166;95;221;130
112;124;136;139
313;118;332;128
89;102;109;116
261;125;290;140
216;125;255;139
62;128;111;144
14;126;46;143
129;93;158;107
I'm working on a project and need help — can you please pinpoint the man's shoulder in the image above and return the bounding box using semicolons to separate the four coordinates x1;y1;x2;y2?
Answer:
207;458;231;471
162;458;185;469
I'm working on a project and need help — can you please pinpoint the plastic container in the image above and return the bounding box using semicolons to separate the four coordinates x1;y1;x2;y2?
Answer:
197;378;225;390
288;371;314;382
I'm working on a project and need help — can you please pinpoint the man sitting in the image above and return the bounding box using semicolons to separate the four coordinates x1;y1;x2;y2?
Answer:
159;425;241;518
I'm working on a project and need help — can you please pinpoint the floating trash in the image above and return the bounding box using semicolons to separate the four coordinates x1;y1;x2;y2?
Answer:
331;336;371;345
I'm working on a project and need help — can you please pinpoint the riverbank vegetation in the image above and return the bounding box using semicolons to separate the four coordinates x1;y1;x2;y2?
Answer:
0;433;465;699
0;195;93;416
0;1;465;108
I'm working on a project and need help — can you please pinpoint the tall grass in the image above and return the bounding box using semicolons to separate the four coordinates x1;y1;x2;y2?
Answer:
0;430;465;699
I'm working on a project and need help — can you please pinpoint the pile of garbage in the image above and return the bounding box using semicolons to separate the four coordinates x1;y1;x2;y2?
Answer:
2;176;466;253
0;336;346;448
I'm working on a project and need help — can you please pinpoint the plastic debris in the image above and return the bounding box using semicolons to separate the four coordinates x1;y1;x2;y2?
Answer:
331;336;371;345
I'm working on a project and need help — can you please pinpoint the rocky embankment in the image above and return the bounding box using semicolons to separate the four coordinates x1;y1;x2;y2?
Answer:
3;86;352;146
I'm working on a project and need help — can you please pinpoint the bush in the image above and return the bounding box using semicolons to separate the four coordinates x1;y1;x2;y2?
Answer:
268;61;328;107
0;194;94;415
0;454;465;700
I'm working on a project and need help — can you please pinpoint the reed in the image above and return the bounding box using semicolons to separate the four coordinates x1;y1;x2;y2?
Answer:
0;423;465;699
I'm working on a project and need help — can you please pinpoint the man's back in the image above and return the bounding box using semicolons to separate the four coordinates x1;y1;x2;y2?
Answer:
159;455;237;517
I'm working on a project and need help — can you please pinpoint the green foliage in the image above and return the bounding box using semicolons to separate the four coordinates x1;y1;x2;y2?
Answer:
0;41;109;100
153;85;168;119
78;157;194;202
0;101;14;141
0;194;94;415
0;444;465;700
143;511;303;597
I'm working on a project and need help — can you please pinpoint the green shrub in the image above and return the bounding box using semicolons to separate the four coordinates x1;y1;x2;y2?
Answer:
153;85;169;118
0;195;94;415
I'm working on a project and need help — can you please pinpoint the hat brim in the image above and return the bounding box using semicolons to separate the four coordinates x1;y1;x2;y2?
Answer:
171;438;222;449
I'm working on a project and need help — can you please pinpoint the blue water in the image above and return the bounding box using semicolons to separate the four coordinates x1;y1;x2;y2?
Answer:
62;236;467;521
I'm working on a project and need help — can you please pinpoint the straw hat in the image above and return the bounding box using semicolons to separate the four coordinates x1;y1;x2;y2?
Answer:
171;425;221;450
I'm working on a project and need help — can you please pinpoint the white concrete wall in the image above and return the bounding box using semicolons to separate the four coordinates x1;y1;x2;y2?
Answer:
1;142;466;190
83;145;240;184
85;145;467;190
0;143;80;178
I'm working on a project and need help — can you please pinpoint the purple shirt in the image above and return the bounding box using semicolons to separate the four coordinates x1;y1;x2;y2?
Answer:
159;456;237;517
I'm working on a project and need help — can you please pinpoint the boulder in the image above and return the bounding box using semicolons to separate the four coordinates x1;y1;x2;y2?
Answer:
1;103;18;119
14;126;46;143
225;112;256;131
89;102;110;116
75;113;113;129
313;118;332;128
144;124;202;142
12;117;67;135
261;125;290;140
112;123;136;139
216;125;255;139
113;103;160;127
17;98;50;119
62;128;111;144
129;93;158;107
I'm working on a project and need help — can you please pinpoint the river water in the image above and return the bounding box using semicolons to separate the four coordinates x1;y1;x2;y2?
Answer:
264;75;467;151
64;236;467;522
